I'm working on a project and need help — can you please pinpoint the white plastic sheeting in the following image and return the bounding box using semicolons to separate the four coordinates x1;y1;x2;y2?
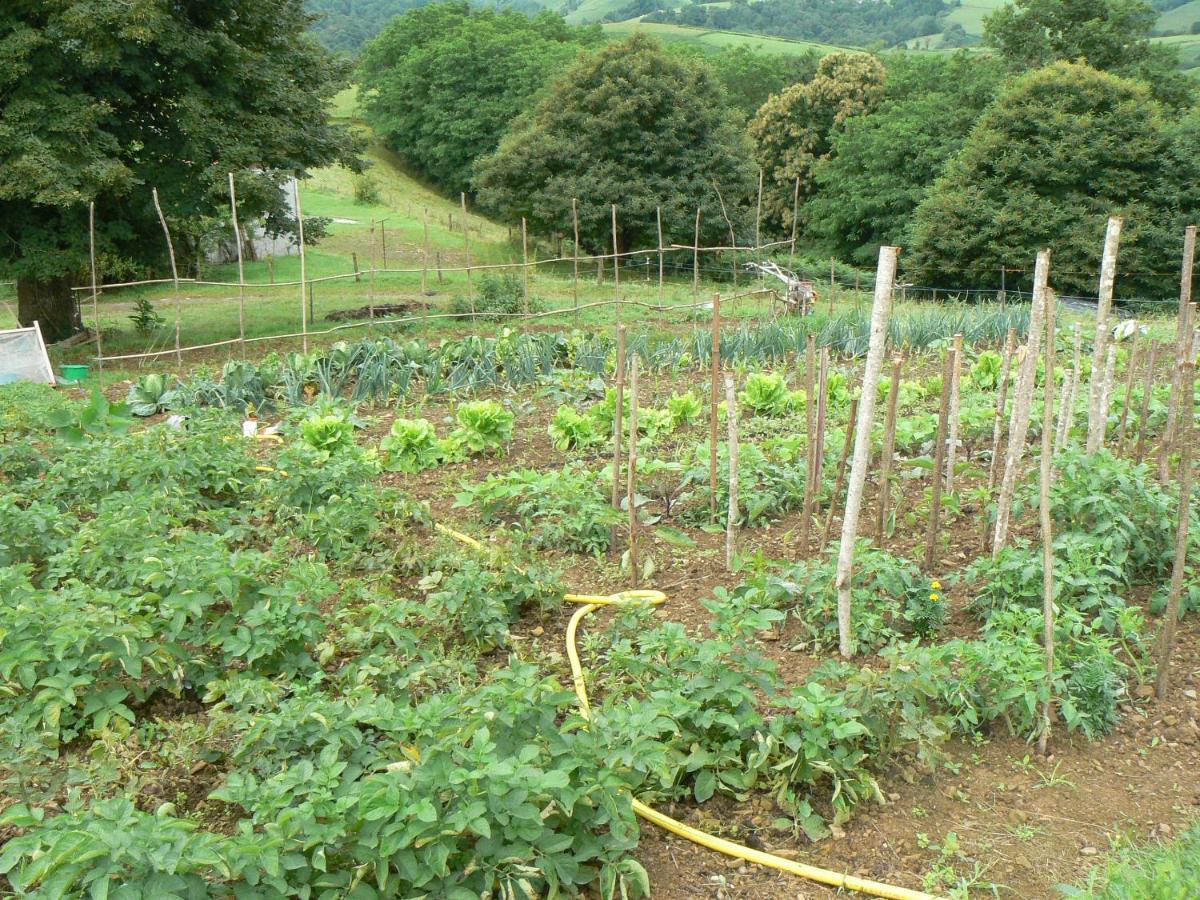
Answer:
0;324;55;385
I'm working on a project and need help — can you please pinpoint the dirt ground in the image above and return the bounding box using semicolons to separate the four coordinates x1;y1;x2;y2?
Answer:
78;355;1197;899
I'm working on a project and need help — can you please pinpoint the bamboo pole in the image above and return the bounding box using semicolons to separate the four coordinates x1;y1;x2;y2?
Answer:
1037;268;1058;755
656;206;664;306
461;193;472;315
628;354;639;586
1116;326;1139;454
986;329;1017;494
710;292;722;523
801;335;818;550
693;206;701;301
612;204;621;325
1087;216;1123;452
521;217;530;317
993;249;1051;555
1135;342;1159;463
612;325;626;518
946;333;963;493
151;187;183;367
1097;344;1117;451
421;208;429;297
1155;360;1195;699
925;347;955;570
835;245;898;656
368;218;378;332
227;174;247;359
572;199;580;326
822;396;859;547
876;355;903;541
88;201;103;375
725;372;739;571
1161;226;1197;474
788;176;799;277
293;179;309;353
1057;324;1083;450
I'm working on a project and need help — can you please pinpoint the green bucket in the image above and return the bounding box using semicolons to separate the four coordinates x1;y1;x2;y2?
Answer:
61;364;90;383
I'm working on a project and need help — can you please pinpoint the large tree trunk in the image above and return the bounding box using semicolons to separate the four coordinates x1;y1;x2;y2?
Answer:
17;276;82;343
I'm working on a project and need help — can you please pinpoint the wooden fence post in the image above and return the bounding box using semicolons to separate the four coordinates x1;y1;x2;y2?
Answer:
725;372;739;571
800;335;818;550
1087;216;1123;452
1155;360;1196;698
151;187;183;367
88;202;103;375
228;174;246;359
627;354;639;586
946;332;963;492
612;325;626;521
925;348;955;570
835;245;898;656
709;292;722;523
876;355;903;541
1038;266;1058;755
993;249;1051;554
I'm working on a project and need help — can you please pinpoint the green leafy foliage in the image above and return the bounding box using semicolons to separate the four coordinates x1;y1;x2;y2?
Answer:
666;390;703;427
550;404;603;451
299;412;357;455
126;373;180;417
450;399;515;457
45;388;132;445
456;466;621;553
379;417;443;473
739;371;791;416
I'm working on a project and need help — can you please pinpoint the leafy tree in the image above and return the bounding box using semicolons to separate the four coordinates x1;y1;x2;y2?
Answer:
806;53;1004;264
749;52;886;232
908;62;1200;298
702;46;820;122
984;0;1194;106
359;3;596;197
473;35;755;253
0;1;358;341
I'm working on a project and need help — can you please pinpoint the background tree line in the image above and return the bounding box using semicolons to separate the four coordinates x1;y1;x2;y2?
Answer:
359;0;1199;298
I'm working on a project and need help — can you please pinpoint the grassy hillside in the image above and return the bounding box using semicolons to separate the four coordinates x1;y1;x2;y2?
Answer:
1156;0;1200;33
601;20;852;56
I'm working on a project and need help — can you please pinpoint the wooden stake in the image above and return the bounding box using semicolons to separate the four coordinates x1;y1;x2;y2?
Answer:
368;218;378;331
612;204;621;324
876;355;903;541
1118;328;1137;453
1087;216;1123;452
709;292;722;523
656;206;664;306
925;347;955;570
572;198;580;326
1038;267;1058;755
521;217;530;316
807;348;830;547
1057;324;1082;450
1135;341;1159;463
946;333;963;493
1097;343;1117;451
725;371;739;571
88;201;103;375
987;328;1018;494
1155;360;1195;699
993;249;1051;554
422;208;430;296
1161;226;1197;473
151;187;183;367
788;176;800;277
754;169;763;253
228;174;246;358
461;192;472;316
693;206;701;301
628;354;639;586
835;245;898;656
293;179;309;353
822;397;859;546
380;220;387;269
612;326;626;516
800;335;818;550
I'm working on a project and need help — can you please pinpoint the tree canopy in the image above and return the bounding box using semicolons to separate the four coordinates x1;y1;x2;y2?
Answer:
358;3;596;198
908;61;1200;297
806;53;1005;265
0;0;359;341
749;52;886;232
984;0;1195;106
473;35;755;253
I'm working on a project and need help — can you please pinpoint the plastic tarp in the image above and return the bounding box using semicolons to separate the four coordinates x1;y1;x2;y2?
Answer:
0;326;55;385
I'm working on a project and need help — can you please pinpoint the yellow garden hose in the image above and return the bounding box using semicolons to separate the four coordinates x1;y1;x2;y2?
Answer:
434;523;937;900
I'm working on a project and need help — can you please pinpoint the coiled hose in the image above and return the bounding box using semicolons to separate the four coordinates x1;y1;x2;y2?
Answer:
434;523;937;900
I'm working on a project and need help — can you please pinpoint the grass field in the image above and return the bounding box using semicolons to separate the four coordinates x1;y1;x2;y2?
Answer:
601;20;851;56
1156;0;1200;34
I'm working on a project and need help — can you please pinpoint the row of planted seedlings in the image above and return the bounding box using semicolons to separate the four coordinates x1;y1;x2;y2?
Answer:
0;278;1194;896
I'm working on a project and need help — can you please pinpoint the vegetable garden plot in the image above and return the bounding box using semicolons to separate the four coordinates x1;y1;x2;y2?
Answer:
1;310;1198;899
